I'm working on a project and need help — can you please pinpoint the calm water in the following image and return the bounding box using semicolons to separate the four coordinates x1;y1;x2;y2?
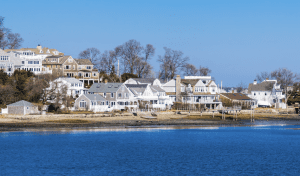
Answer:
1;123;300;175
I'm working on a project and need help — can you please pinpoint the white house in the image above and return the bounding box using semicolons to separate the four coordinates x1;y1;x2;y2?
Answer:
5;45;63;75
46;77;88;99
248;79;286;108
0;49;24;76
161;75;222;109
125;84;173;110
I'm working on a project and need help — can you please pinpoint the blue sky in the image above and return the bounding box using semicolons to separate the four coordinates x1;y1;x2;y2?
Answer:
1;0;300;87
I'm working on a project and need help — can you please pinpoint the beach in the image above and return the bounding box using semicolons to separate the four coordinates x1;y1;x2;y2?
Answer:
1;111;300;132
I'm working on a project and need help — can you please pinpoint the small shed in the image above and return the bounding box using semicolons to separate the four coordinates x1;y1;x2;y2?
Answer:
7;100;39;115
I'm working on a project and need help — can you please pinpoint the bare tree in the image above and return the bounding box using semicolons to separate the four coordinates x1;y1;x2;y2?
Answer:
0;17;23;50
117;39;144;75
182;63;198;76
158;47;189;80
271;68;299;110
7;33;23;49
199;66;211;76
139;44;155;78
271;68;298;93
78;47;101;69
99;50;117;74
236;82;246;93
256;71;272;83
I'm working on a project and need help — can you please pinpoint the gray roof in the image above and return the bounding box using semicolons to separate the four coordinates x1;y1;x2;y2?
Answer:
84;94;106;101
248;81;275;92
126;84;148;95
88;83;123;93
150;85;165;92
7;100;34;107
74;59;93;65
132;78;156;84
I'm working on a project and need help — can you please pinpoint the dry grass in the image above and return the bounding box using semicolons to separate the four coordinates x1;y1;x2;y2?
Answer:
46;119;90;123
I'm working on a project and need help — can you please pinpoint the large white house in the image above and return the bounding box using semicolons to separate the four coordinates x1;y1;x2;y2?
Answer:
248;79;286;108
46;77;88;99
5;45;63;75
161;75;222;109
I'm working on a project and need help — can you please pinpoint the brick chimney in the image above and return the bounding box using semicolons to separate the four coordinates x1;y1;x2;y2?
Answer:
176;75;181;102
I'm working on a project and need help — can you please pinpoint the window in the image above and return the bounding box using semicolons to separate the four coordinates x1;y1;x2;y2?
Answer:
125;93;129;98
56;65;58;68
65;65;70;69
265;93;267;96
28;61;33;64
104;93;106;97
93;73;96;76
34;61;39;64
254;93;256;96
71;83;74;87
75;90;80;94
73;65;75;70
111;93;114;98
80;100;86;108
87;66;91;69
68;59;73;63
118;93;122;98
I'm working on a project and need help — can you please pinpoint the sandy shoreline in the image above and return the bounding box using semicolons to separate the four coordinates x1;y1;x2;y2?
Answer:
1;112;300;132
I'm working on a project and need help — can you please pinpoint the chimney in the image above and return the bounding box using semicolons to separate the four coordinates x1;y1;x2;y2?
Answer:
176;75;181;102
37;44;42;50
232;90;234;93
266;78;269;80
104;79;108;84
253;79;257;85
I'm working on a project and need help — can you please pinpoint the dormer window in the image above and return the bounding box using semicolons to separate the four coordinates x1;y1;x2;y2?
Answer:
68;59;73;63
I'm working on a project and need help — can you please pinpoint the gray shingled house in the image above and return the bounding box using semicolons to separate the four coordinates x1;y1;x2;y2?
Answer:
74;94;108;111
7;100;39;115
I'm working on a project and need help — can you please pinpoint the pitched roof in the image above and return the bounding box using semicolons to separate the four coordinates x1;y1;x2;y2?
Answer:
126;84;148;95
220;93;252;100
7;100;34;107
56;77;82;84
181;79;200;86
248;81;275;92
42;55;70;65
84;94;106;101
150;85;165;92
131;78;156;84
74;59;93;65
88;83;123;93
5;47;63;56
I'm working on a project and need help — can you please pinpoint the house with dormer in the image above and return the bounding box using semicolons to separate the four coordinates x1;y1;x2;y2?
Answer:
161;75;222;109
87;82;136;110
248;79;286;108
5;45;63;75
74;59;99;85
